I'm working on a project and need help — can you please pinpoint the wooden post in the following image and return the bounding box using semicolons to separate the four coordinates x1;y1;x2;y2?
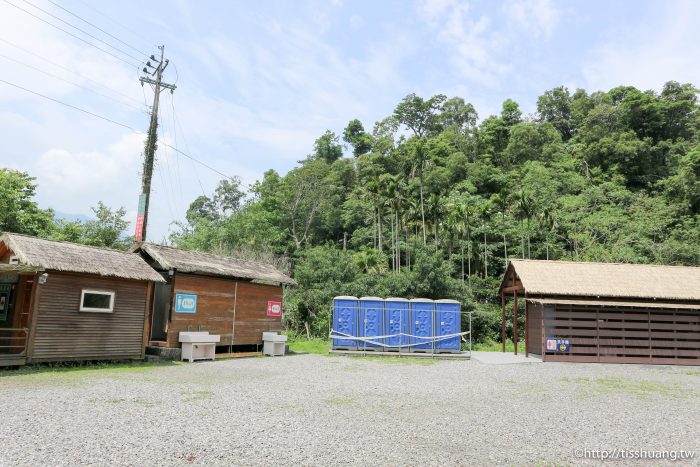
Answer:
25;272;43;362
525;301;528;358
501;292;506;353
142;281;154;359
513;290;518;356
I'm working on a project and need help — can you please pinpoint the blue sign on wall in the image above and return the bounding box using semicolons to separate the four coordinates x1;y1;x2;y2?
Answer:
546;337;571;352
175;293;197;314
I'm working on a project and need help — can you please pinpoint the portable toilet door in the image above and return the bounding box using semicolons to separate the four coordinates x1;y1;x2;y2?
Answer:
332;296;358;350
359;297;384;351
435;299;461;352
410;298;435;352
384;298;409;351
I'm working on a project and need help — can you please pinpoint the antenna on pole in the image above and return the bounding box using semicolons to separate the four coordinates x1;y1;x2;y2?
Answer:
134;45;176;242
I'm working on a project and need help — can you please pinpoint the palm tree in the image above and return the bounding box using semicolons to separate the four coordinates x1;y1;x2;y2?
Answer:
491;188;510;266
408;141;431;245
539;207;558;260
515;190;535;259
478;200;493;278
447;195;468;282
426;192;446;245
384;175;405;272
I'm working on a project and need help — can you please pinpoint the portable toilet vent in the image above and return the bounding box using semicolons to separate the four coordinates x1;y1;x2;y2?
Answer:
359;296;384;351
409;298;435;352
384;297;409;352
332;296;358;350
435;299;461;352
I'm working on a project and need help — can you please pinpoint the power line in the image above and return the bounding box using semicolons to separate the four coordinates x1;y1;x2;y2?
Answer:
0;36;143;106
170;97;208;195
19;0;145;63
72;0;153;46
44;0;148;57
1;0;141;68
0;77;235;180
0;52;144;111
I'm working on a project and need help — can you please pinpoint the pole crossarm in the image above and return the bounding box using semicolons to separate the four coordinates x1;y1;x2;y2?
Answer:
139;76;176;92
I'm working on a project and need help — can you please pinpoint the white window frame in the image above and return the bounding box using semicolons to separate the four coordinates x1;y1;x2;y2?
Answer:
79;289;115;313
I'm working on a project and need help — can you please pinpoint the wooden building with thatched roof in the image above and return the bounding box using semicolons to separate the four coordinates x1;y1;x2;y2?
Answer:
499;260;700;365
0;233;165;367
132;243;295;357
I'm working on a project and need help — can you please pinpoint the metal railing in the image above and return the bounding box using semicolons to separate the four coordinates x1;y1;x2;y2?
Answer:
0;328;29;357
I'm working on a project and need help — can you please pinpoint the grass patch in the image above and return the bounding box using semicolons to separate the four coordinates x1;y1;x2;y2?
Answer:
473;339;525;353
324;396;356;406
348;355;438;365
685;370;700;377
181;390;213;402
0;360;179;381
564;376;696;399
287;338;330;355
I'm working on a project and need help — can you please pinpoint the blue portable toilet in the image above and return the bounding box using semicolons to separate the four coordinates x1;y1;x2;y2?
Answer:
384;297;409;351
359;296;384;350
409;298;435;352
332;296;358;349
435;299;461;352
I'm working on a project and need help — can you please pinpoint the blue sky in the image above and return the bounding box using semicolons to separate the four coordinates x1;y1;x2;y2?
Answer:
1;0;699;242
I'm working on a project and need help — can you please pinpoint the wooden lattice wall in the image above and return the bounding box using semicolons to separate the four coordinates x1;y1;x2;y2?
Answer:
540;303;700;365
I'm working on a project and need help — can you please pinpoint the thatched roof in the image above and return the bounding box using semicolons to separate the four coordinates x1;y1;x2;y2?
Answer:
504;259;700;301
134;243;296;286
0;233;165;282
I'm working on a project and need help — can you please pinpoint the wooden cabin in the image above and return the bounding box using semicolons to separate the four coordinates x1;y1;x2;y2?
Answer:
499;260;700;365
132;243;296;357
0;233;165;367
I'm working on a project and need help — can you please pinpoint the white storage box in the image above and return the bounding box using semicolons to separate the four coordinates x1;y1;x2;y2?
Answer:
262;332;288;357
179;332;220;362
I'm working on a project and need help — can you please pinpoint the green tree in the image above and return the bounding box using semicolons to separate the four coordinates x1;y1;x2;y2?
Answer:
0;169;53;235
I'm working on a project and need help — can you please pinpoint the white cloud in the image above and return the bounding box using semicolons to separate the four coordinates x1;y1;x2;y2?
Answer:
33;132;142;201
419;0;562;87
581;0;700;92
502;0;560;39
420;0;510;86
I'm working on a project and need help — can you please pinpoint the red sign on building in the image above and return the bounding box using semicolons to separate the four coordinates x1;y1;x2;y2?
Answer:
267;300;282;317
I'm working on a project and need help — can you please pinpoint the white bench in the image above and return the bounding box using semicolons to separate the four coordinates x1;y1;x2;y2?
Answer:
179;332;221;362
262;332;288;356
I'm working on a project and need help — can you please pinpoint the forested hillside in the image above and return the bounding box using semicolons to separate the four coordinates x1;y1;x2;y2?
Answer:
172;81;700;339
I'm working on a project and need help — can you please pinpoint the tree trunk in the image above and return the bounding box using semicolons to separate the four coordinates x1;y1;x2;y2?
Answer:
304;320;311;339
527;218;531;259
483;231;488;277
420;181;426;245
461;243;465;283
396;212;400;273
378;207;382;252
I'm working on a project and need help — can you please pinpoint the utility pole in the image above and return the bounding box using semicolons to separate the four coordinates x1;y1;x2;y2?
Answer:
134;45;176;242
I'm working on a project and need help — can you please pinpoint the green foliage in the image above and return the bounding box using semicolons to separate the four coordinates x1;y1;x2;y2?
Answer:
50;202;131;249
164;82;700;343
0;169;53;236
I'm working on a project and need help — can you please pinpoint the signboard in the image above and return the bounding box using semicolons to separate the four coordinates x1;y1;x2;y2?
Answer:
546;337;571;353
175;293;197;314
134;194;147;241
267;300;282;317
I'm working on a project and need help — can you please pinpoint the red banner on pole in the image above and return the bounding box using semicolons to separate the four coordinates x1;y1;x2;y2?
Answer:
134;215;144;241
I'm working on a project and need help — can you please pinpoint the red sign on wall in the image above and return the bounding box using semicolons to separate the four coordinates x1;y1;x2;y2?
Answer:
267;301;282;317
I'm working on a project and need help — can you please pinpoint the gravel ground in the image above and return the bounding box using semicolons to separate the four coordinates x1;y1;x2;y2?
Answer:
0;354;698;466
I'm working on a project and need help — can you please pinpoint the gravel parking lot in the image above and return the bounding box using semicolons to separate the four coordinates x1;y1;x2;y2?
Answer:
1;354;698;466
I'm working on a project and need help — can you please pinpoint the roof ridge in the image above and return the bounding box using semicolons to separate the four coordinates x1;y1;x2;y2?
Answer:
144;242;278;269
3;232;134;255
510;259;700;270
